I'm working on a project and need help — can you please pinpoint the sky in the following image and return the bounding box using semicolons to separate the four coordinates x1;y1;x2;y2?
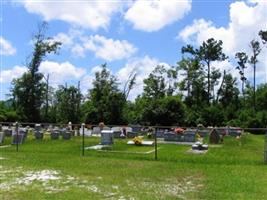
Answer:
0;0;267;101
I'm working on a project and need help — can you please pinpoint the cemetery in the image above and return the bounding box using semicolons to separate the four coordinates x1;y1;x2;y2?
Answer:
0;122;266;199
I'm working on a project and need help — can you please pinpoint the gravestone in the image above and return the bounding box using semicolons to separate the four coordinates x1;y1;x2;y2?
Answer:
102;126;111;130
264;133;267;164
184;130;196;142
62;131;71;140
209;129;220;144
101;130;114;145
51;130;60;140
197;129;210;137
228;128;242;137
155;130;165;138
111;127;121;138
19;129;27;142
131;126;142;133
0;132;4;144
12;134;24;144
92;127;101;135
4;129;12;137
34;131;43;140
35;124;42;131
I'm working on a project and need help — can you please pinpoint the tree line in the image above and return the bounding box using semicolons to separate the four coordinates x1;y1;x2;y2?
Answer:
0;23;267;129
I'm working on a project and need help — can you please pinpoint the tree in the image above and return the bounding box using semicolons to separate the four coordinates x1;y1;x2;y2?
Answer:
123;71;136;100
249;39;261;112
143;65;179;99
218;73;240;108
143;65;167;99
141;96;185;126
182;38;227;104
259;30;267;44
85;64;126;124
235;52;248;96
178;55;207;108
210;68;221;101
11;22;61;122
54;84;82;124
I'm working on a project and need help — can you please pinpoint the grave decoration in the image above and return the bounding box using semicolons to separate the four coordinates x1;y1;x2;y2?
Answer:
192;141;208;150
127;136;154;146
132;136;143;145
174;127;184;134
101;130;114;145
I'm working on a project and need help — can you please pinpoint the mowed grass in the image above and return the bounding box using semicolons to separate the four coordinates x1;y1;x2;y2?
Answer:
0;133;266;200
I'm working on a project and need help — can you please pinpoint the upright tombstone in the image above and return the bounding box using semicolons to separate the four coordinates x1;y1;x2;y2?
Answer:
0;131;4;144
34;124;43;140
62;131;72;140
209;129;220;144
19;128;27;143
4;129;12;137
264;132;267;164
184;130;196;142
51;130;60;140
101;130;114;145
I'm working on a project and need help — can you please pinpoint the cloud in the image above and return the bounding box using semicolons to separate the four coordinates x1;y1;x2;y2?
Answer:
0;37;16;56
21;1;123;30
39;61;86;86
81;35;137;61
117;55;169;100
125;0;192;32
0;65;27;83
178;0;267;84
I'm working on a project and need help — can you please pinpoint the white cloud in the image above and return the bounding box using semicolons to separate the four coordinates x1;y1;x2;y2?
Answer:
39;61;86;86
81;35;137;61
0;37;16;56
125;0;192;32
0;66;27;83
178;0;267;84
21;1;123;30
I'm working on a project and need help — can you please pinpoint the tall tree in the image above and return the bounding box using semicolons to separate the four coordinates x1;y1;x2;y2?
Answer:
54;85;82;123
143;65;167;99
210;68;221;101
86;64;126;124
259;30;267;44
249;40;261;112
235;52;248;96
182;38;227;104
11;22;61;122
218;73;240;108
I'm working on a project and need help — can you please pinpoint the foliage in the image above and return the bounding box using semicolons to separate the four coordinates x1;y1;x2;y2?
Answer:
11;22;61;122
85;64;126;125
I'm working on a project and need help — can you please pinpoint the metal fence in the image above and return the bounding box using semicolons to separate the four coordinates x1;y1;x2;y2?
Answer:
0;122;266;163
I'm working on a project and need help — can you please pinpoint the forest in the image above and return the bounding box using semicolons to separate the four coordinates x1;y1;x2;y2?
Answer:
1;23;267;128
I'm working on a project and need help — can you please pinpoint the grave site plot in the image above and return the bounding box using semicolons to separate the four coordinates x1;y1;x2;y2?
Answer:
83;126;158;160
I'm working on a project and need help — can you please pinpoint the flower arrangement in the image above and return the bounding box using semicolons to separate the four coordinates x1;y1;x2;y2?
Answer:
174;127;184;134
132;136;143;145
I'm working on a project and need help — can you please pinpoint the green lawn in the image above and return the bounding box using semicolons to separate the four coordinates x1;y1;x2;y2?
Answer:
0;134;266;200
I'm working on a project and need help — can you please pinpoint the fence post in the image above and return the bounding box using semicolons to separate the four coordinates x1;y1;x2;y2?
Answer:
15;122;19;152
264;128;267;164
154;127;158;160
82;123;85;156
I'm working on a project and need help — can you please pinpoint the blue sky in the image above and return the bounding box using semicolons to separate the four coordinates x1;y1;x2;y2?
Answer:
0;0;266;100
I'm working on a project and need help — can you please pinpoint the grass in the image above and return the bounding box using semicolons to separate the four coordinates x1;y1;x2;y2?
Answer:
0;133;266;200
